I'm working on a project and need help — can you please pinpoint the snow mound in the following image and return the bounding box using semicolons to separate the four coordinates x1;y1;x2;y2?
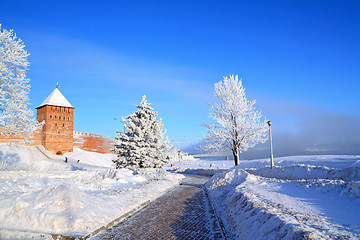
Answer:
0;144;181;238
206;169;360;239
181;155;199;161
247;164;335;180
0;144;70;171
64;147;115;168
247;164;360;181
0;145;116;171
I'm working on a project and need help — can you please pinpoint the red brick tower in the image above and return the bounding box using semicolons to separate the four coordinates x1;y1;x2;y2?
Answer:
36;86;74;155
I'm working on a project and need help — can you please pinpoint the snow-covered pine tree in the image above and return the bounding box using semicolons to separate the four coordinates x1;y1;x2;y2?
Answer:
201;74;268;166
113;95;171;170
0;25;40;140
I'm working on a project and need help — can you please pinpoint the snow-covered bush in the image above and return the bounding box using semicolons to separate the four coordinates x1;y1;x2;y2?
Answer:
113;95;171;171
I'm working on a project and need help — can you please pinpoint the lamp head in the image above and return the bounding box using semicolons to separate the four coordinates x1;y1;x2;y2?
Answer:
267;120;272;126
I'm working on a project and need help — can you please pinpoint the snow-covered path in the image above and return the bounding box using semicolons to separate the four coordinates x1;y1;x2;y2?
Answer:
90;175;225;239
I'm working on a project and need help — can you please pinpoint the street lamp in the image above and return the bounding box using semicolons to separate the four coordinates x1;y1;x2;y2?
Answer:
267;120;274;168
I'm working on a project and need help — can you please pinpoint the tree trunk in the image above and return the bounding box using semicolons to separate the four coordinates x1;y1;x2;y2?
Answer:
233;147;239;166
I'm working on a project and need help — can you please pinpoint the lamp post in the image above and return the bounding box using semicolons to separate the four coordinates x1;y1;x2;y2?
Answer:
267;120;274;168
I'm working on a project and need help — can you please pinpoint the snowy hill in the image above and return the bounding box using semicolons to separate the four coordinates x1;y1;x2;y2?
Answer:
64;147;115;168
0;144;182;239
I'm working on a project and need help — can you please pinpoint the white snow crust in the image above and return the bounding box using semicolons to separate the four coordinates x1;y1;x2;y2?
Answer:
2;145;360;239
170;155;360;239
0;144;182;239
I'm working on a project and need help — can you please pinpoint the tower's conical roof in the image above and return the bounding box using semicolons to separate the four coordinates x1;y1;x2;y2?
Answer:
37;87;74;109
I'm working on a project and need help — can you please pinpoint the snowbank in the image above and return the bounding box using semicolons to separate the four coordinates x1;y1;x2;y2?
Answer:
169;154;360;239
181;155;199;161
206;169;360;239
246;164;360;181
245;164;360;200
0;145;182;239
64;147;115;168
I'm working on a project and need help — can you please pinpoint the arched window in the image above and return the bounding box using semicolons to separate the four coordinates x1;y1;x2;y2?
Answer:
55;123;57;126
63;123;65;127
68;117;70;121
50;115;52;119
55;116;57;120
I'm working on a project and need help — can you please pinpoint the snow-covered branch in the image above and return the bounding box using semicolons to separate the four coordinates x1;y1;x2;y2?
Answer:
113;95;171;170
201;74;268;165
0;25;41;140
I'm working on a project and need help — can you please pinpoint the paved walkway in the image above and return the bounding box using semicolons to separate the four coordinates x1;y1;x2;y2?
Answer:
90;175;225;240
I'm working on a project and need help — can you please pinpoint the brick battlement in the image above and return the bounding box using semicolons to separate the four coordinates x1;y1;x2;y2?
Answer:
0;130;114;154
74;131;104;138
73;131;115;154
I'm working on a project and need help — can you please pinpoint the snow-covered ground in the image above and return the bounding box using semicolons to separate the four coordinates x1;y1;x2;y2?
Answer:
0;145;182;239
2;145;360;239
170;155;360;239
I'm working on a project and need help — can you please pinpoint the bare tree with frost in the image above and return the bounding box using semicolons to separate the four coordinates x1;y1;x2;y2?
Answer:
113;95;171;170
201;75;268;166
0;25;40;140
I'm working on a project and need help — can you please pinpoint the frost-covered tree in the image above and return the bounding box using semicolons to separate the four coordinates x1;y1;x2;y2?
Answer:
0;25;39;140
113;95;171;170
201;75;268;166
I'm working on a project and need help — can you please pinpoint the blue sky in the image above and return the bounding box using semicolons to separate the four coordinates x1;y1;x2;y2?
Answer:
1;1;360;155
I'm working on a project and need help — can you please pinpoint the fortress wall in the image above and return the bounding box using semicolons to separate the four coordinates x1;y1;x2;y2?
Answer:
0;131;114;155
73;132;115;154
